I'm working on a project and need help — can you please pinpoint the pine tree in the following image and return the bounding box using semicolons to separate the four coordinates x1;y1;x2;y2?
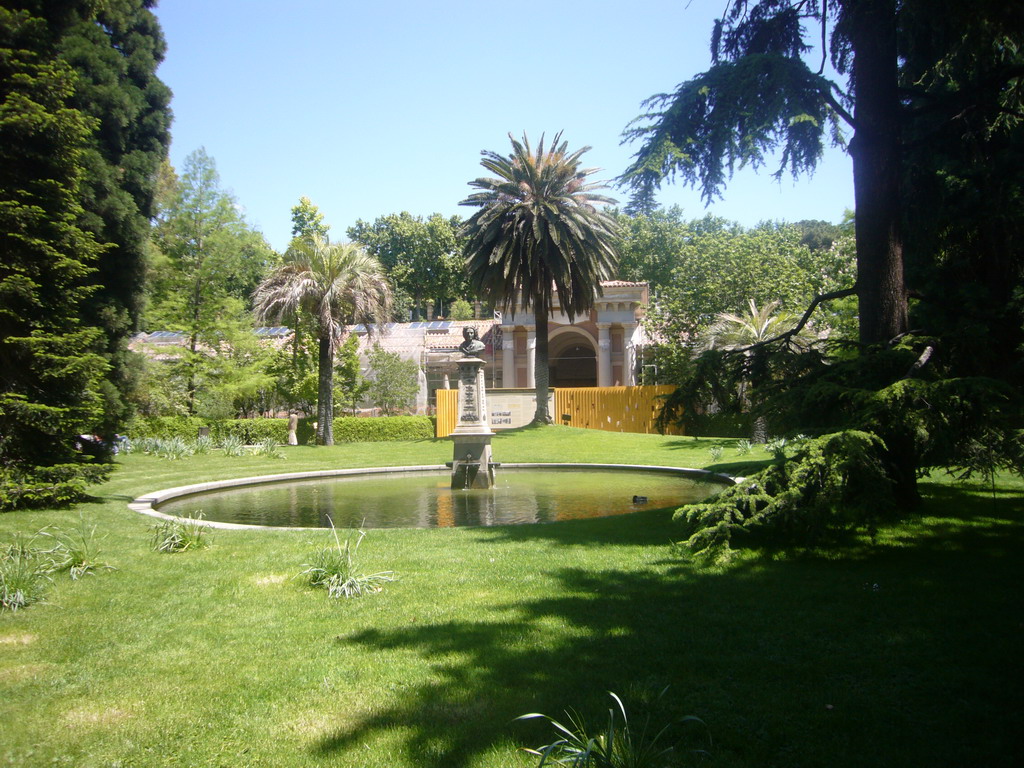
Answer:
57;0;172;434
0;4;109;480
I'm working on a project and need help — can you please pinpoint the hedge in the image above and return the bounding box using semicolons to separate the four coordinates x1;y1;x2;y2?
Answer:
125;415;434;445
329;416;433;443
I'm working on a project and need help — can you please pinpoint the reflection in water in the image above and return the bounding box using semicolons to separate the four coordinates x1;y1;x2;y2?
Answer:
158;469;722;529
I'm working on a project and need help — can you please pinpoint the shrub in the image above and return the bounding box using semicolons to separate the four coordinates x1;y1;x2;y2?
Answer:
151;515;210;553
330;416;433;443
219;418;289;445
124;415;207;441
192;434;215;455
299;526;394;598
125;416;290;445
683;411;752;439
676;430;897;558
0;463;111;512
126;415;432;447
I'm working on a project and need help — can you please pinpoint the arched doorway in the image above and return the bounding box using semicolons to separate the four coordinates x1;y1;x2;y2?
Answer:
549;332;596;387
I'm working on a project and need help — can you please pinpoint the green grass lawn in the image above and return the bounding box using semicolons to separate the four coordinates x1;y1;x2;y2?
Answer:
1;426;1021;767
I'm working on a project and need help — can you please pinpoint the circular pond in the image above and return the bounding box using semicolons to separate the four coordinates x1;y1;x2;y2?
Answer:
141;464;729;530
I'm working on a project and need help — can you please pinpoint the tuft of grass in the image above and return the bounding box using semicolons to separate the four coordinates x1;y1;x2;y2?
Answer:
517;690;707;767
251;438;285;459
709;445;724;463
192;434;215;455
299;523;394;599
155;436;193;460
150;514;210;553
0;535;51;612
220;433;246;457
41;515;115;580
734;439;753;456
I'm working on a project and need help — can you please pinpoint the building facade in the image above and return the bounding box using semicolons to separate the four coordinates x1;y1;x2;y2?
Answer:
493;281;648;389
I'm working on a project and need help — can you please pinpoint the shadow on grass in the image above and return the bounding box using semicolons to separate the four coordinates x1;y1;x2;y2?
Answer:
311;483;1024;768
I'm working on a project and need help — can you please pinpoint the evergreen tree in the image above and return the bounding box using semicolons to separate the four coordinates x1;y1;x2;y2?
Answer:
57;0;171;433
0;4;109;490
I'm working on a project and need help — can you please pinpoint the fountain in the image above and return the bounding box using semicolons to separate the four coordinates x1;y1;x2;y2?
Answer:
448;326;497;489
129;325;737;529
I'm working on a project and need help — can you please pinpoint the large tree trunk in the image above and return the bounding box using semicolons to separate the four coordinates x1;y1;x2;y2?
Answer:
848;0;917;506
848;0;908;346
532;304;552;424
316;333;334;445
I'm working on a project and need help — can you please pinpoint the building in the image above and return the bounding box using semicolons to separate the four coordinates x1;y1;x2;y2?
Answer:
348;280;649;409
132;281;650;414
493;280;648;389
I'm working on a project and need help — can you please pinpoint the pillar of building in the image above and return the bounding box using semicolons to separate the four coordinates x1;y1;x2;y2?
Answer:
596;323;613;387
621;322;638;385
501;326;515;388
525;329;536;388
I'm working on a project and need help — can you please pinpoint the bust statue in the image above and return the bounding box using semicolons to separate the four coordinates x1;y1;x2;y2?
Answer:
458;325;486;356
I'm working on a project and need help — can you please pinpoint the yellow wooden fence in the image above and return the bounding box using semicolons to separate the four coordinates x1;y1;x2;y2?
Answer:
435;385;680;438
435;388;459;438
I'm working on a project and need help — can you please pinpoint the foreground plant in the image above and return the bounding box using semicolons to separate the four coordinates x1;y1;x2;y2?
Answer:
41;515;115;579
517;691;706;767
0;535;51;612
299;523;394;599
151;515;210;553
219;434;246;457
677;430;895;558
251;438;285;459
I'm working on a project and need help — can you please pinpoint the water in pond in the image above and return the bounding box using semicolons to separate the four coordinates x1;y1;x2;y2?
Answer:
156;468;723;529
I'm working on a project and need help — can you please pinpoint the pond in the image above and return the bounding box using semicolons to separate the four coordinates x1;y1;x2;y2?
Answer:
152;466;726;529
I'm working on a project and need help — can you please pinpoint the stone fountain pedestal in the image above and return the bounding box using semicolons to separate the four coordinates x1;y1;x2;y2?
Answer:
450;355;495;489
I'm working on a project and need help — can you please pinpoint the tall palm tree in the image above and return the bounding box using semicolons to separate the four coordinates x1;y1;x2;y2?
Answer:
253;236;391;445
699;299;817;442
461;133;619;424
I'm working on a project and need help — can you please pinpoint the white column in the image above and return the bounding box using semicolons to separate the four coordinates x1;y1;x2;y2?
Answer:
525;329;536;388
597;323;612;387
501;326;515;388
622;323;638;385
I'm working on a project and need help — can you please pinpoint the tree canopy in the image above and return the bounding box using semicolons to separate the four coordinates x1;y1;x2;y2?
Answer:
621;1;1024;547
254;237;391;445
0;3;110;497
462;132;619;423
58;0;171;434
621;0;1023;349
348;211;467;321
147;149;278;415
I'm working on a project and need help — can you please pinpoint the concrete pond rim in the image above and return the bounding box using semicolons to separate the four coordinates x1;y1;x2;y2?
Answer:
129;463;742;531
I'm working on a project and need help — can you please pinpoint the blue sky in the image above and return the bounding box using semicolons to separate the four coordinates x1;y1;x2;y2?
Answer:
155;0;854;253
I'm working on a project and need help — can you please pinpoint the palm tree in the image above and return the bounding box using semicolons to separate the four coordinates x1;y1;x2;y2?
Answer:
253;236;391;445
699;299;816;442
461;132;619;424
